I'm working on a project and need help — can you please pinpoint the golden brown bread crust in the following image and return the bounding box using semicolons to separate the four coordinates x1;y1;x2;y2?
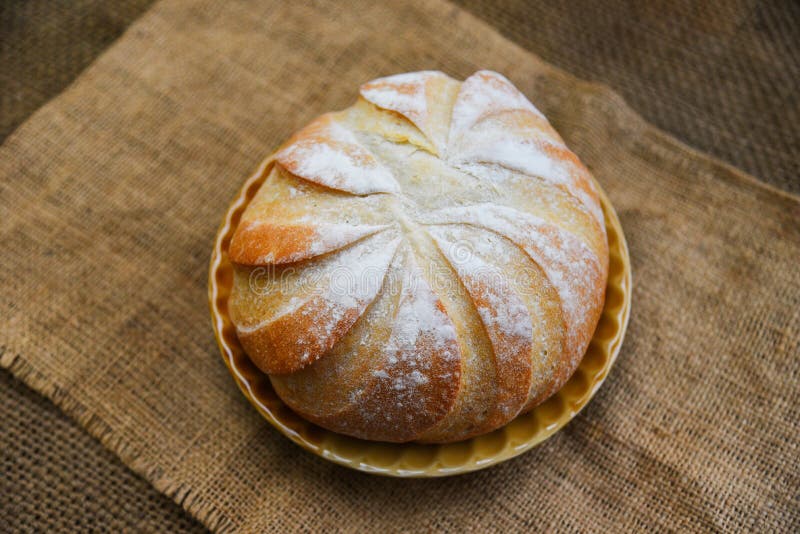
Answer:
227;70;609;443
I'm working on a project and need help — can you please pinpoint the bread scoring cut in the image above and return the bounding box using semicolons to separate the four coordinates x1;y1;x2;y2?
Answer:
228;70;608;443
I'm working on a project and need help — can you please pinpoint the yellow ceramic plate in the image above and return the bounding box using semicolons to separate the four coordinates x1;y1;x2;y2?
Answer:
209;159;632;477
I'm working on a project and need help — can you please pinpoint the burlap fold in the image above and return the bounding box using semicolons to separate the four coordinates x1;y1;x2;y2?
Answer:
1;0;798;531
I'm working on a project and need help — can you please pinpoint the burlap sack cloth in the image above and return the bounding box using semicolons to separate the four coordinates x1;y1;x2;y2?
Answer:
1;0;798;531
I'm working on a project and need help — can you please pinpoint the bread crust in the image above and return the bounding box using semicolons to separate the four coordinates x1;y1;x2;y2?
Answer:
228;71;609;443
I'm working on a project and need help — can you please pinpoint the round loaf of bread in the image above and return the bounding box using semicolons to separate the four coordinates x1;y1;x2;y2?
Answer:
228;71;608;443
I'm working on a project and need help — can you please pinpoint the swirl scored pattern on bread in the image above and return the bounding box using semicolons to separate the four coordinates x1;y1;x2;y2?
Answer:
228;71;609;443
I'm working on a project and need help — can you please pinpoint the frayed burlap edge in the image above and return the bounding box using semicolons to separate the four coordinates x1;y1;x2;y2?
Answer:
1;347;232;532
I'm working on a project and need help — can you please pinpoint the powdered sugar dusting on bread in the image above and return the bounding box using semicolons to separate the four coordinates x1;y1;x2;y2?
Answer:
276;116;400;194
444;70;604;227
378;253;460;401
455;142;604;226
389;251;460;355
448;70;545;144
424;204;603;367
429;225;533;419
360;71;453;154
336;248;463;440
234;232;401;373
360;72;431;122
303;222;391;262
241;221;391;265
229;70;610;441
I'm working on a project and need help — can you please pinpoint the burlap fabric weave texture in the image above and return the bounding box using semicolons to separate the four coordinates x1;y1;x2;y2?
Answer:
1;0;798;532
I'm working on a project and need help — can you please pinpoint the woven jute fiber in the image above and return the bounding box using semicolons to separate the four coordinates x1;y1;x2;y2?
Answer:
0;371;203;532
0;0;155;141
1;0;798;531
